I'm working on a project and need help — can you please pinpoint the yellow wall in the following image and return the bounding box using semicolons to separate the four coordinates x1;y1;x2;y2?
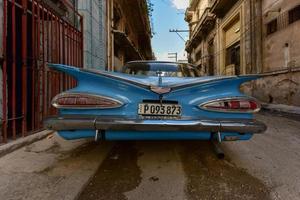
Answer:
217;1;245;75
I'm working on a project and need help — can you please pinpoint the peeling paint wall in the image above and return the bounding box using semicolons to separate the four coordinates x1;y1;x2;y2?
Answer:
262;0;300;72
256;0;300;106
242;71;300;106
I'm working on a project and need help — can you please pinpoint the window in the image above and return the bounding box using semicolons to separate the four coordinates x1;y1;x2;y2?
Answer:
289;5;300;24
266;19;278;35
113;7;122;29
225;42;240;75
195;50;202;62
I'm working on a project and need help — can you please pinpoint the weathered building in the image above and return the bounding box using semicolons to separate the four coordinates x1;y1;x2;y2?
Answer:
185;0;300;106
185;0;216;75
107;0;153;71
253;0;300;106
185;0;262;76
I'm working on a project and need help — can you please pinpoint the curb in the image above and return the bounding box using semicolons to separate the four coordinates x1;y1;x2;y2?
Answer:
262;103;300;115
0;130;54;158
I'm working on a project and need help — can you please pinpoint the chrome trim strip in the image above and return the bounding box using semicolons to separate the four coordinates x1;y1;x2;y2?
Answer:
44;116;267;134
51;92;124;109
199;97;262;113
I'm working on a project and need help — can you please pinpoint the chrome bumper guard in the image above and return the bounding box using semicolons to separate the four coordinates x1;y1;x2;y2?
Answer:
44;116;267;134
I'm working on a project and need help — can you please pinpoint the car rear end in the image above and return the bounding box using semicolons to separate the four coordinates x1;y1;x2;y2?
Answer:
44;63;266;141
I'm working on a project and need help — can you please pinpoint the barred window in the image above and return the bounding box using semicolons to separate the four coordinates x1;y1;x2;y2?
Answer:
266;19;278;35
195;50;202;62
289;5;300;24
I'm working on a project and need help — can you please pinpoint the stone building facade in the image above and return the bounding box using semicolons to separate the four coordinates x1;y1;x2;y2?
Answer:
253;0;300;106
185;0;300;106
106;0;153;71
185;0;216;75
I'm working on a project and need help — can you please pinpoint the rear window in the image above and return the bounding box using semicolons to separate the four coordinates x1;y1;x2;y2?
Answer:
122;62;201;77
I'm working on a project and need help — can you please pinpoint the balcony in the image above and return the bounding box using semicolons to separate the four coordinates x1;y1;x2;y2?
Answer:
209;0;238;18
113;30;143;60
185;8;193;22
44;0;74;17
186;8;216;52
189;0;200;11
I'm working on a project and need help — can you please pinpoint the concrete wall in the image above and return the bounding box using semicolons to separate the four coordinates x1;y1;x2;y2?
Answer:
78;0;107;70
251;0;300;106
242;70;300;106
253;72;300;106
262;0;300;72
186;0;300;106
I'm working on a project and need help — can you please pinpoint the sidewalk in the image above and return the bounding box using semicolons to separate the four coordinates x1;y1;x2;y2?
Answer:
262;103;300;115
0;132;113;200
0;130;53;158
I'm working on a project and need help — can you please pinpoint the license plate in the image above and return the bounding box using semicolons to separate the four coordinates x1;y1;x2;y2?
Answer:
138;103;182;116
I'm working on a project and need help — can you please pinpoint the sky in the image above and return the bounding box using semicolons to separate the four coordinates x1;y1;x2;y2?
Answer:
151;0;189;62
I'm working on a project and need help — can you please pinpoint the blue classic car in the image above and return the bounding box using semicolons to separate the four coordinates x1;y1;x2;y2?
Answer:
45;61;266;142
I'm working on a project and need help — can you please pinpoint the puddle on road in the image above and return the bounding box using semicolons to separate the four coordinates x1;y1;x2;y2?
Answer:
78;141;141;200
78;141;271;200
179;141;271;200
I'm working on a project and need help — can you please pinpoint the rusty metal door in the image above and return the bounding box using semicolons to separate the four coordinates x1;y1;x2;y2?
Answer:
1;0;83;143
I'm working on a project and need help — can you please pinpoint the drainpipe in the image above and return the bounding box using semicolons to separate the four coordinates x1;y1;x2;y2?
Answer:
255;0;263;74
106;0;114;71
90;0;93;68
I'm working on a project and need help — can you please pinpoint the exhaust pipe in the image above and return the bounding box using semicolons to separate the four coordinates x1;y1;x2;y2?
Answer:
95;130;106;142
211;132;225;159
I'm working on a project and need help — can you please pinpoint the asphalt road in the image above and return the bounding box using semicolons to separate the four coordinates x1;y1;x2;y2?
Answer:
78;112;300;200
0;111;299;200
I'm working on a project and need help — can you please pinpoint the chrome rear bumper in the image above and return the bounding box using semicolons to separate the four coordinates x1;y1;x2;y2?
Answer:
44;116;267;134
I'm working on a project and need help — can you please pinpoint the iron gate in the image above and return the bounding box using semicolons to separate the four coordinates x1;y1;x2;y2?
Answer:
1;0;84;143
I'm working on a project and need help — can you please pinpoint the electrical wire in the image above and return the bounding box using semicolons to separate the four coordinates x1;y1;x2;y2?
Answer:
190;14;263;61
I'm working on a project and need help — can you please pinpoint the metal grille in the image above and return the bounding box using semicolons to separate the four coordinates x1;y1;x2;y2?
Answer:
1;0;84;143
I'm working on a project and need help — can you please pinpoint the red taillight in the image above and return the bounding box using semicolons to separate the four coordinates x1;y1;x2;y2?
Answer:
52;93;123;109
200;98;261;113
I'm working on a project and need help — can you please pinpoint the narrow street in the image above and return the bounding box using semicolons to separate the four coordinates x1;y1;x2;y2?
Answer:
0;112;299;200
78;112;300;200
0;0;299;199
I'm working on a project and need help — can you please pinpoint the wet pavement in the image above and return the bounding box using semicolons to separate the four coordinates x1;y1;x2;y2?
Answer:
79;142;142;200
1;112;300;200
78;141;270;200
79;112;300;200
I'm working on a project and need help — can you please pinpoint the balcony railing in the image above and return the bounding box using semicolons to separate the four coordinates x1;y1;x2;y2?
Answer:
189;0;200;10
186;8;216;51
209;0;238;17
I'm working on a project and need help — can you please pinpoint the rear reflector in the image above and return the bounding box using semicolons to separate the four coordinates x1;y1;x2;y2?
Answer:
200;97;261;113
52;93;123;109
